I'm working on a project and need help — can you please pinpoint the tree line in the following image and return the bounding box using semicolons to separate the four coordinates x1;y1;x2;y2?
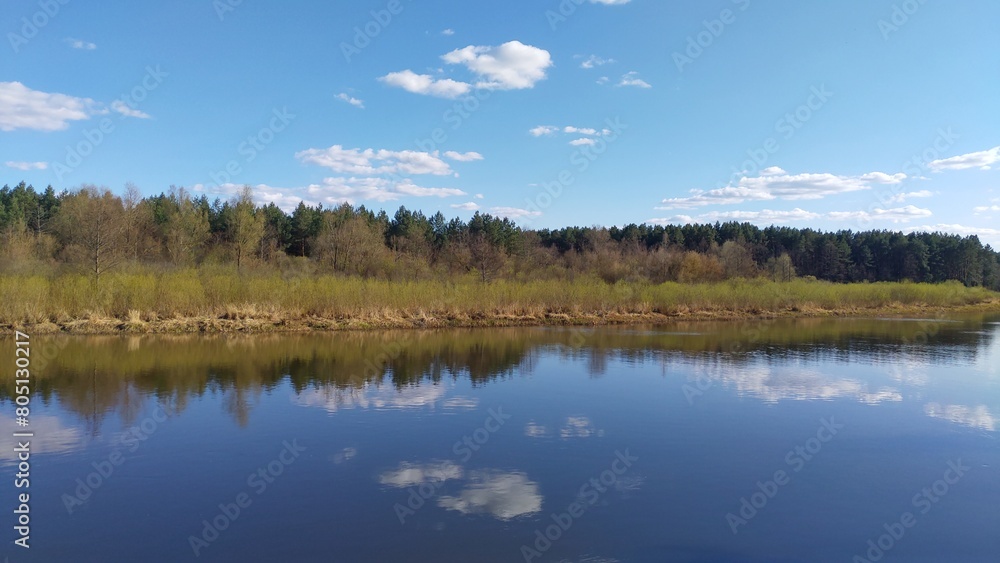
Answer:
1;181;998;290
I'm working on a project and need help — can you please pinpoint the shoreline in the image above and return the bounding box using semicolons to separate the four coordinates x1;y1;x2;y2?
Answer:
6;299;999;335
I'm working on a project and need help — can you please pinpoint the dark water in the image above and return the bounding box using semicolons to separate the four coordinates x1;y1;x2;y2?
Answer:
2;315;999;562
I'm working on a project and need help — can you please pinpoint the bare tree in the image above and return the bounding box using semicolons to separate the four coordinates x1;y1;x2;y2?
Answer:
164;186;210;265
226;185;264;272
54;185;127;283
768;253;796;282
315;206;388;275
719;240;758;279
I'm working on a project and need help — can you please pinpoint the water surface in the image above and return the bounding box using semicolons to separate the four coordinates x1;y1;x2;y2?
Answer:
3;315;999;562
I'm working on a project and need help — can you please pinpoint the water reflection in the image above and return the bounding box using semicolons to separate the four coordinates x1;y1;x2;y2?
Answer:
685;359;904;404
380;461;464;488
924;403;997;431
4;314;999;562
2;314;997;432
437;470;542;520
294;382;448;413
0;414;85;464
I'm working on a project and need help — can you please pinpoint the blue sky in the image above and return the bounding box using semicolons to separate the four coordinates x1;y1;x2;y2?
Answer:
2;0;999;243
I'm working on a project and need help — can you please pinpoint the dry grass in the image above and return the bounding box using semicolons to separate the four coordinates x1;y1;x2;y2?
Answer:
0;269;997;333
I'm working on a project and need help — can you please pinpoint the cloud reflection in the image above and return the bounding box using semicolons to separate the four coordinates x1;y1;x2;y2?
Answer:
379;461;464;488
437;470;542;520
0;415;84;464
689;359;902;404
524;422;547;437
294;383;447;413
924;403;996;431
560;416;605;439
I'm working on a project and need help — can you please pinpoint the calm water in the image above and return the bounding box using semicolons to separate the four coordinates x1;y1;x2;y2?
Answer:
3;316;999;562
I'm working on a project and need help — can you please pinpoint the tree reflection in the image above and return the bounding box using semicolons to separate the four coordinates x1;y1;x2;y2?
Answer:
2;314;995;428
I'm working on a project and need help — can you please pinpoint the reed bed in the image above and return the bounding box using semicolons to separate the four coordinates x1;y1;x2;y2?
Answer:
0;269;996;332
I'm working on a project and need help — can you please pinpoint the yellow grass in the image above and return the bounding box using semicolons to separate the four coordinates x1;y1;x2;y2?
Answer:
0;269;997;332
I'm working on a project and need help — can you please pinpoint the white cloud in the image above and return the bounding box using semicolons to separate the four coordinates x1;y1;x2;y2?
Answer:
886;189;933;204
532;125;611;141
860;172;908;183
310;177;466;204
65;38;96;50
659;170;906;209
5;161;48;171
451;201;480;211
529;125;558;137
335;93;364;109
703;208;822;222
441;40;552;90
490;206;542;219
111;100;151;119
193;183;315;212
646;214;695;225
383;41;551;97
617;71;651;89
437;471;542;520
580;55;615;69
590;0;631;4
596;76;610;85
195;178;466;211
474;193;484;199
929;146;1000;171
379;70;471;99
0;82;100;131
827;205;932;223
760;166;787;176
974;205;1000;214
380;461;464;488
296;145;465;176
443;150;483;162
909;224;1000;245
441;28;455;36
649;206;931;226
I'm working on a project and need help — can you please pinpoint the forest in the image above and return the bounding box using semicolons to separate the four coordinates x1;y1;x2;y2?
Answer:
2;181;998;290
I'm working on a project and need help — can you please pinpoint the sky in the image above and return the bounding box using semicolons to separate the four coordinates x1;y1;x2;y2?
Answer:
2;0;999;244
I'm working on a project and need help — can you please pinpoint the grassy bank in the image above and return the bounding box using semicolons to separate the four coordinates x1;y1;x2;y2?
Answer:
1;270;998;333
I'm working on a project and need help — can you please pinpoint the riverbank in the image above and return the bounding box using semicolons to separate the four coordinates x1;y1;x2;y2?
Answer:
2;274;998;334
